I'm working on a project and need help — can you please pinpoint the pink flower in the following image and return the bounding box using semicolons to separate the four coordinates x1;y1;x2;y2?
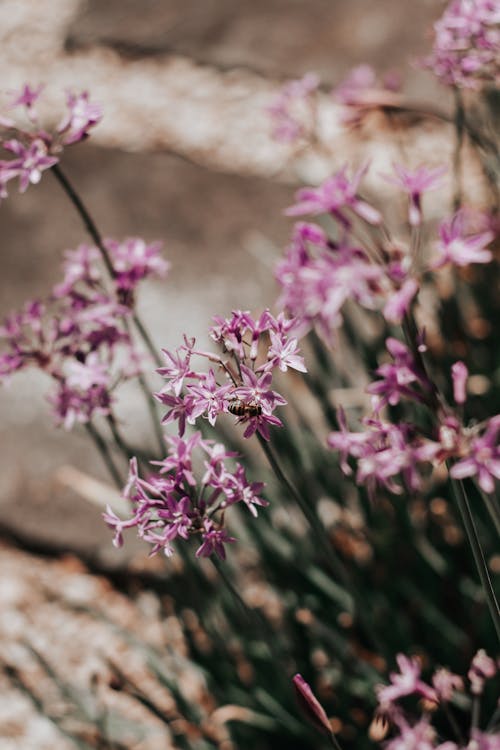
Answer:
267;72;319;143
450;416;500;493
105;237;170;293
286;163;382;226
0;138;58;193
431;212;493;268
451;361;468;405
9;83;44;117
195;520;236;560
367;337;431;410
157;341;196;396
377;654;438;709
468;649;497;695
261;330;307;373
57;90;102;144
383;278;419;324
382;163;447;226
423;0;500;89
187;368;232;426
432;668;464;701
53;244;101;297
386;716;437;750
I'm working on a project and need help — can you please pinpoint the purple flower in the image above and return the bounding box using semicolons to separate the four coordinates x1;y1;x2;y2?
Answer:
423;0;500;89
450;416;500;493
187;368;232;426
153;433;201;486
382;163;447;226
57;90;103;144
468;648;497;695
383;278;419;324
0;138;58;193
9;83;44;118
469;730;500;750
156;391;196;436
49;382;112;430
431;668;464;701
261;330;307;373
385;716;437;750
367;337;431;410
223;464;268;517
105;237;170;293
286;163;382;226
157;340;196;396
195;520;236;560
65;351;111;390
431;211;494;268
103;505;141;548
52;244;101;297
376;654;438;710
276;228;384;343
210;310;257;359
267;72;319;143
451;361;468;405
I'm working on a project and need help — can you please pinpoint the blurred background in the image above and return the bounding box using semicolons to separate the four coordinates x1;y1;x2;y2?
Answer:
0;2;456;748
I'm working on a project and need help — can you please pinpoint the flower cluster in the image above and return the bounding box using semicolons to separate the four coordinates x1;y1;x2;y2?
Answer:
424;0;500;89
0;84;102;201
373;650;499;750
104;433;268;559
276;163;494;344
155;310;306;441
267;72;320;144
328;332;500;496
0;237;167;428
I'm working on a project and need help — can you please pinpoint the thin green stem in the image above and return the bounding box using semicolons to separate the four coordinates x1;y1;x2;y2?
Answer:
403;310;499;640
85;422;124;490
256;434;386;655
257;434;347;582
447;469;500;642
475;482;500;538
453;87;465;211
51;163;116;278
132;312;163;368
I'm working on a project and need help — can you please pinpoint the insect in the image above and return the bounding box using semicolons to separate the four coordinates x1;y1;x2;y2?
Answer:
228;398;262;418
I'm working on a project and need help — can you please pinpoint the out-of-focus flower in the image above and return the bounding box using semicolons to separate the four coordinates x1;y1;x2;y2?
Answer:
382;164;447;227
0;138;58;193
57;90;103;144
432;668;464;701
267;72;319;144
451;361;468;405
431;212;494;268
286;163;382;226
450;416;500;493
376;654;438;710
468;649;497;694
423;0;500;89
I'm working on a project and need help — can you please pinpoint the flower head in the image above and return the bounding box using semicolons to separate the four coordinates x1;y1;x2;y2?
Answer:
286;163;382;226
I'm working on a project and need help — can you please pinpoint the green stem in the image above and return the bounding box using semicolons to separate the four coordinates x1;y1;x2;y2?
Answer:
447;469;500;642
475;482;500;538
85;422;124;490
453;87;465;211
256;434;386;655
